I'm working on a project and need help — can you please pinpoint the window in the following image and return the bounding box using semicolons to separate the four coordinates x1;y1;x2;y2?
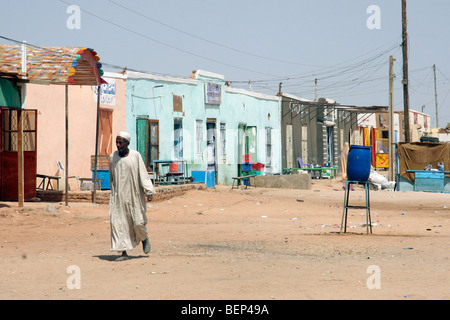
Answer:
265;127;272;168
173;94;183;112
220;123;226;157
1;109;36;152
196;120;203;156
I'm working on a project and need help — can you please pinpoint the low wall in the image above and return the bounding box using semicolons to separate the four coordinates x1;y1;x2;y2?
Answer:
254;174;311;189
36;183;207;204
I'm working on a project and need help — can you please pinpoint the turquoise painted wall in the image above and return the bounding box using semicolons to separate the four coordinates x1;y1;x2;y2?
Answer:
126;71;281;185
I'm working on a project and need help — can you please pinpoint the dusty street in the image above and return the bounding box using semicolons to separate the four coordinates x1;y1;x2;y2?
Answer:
0;178;448;300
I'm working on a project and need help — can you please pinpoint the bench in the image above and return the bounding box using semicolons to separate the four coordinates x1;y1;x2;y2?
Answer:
231;175;256;190
79;178;103;191
37;174;61;190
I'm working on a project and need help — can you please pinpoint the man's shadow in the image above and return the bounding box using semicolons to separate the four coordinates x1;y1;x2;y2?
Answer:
94;254;149;262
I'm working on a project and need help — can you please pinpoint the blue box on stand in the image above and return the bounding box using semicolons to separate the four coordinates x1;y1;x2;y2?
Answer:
92;170;110;190
191;170;215;188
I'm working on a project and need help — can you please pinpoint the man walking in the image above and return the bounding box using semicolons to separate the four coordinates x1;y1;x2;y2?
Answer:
109;131;156;261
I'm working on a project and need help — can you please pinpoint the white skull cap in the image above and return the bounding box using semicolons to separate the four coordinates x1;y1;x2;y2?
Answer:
117;131;131;142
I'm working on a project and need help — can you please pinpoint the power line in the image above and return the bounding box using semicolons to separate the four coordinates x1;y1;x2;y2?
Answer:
231;40;401;85
57;0;402;96
57;0;282;78
106;0;324;68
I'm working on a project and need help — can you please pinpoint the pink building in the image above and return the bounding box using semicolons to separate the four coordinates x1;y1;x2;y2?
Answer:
25;72;127;191
1;45;125;201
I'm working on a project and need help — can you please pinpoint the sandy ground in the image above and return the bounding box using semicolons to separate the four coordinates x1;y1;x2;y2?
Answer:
0;177;448;301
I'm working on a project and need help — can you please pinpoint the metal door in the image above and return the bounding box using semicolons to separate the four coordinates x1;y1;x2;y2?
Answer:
0;108;37;201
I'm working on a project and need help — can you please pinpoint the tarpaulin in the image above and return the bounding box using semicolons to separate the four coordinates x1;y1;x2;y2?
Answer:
397;142;450;181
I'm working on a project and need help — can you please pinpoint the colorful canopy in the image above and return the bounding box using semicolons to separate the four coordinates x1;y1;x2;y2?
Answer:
0;44;106;86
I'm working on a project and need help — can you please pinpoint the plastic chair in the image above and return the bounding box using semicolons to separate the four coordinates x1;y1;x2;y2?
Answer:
297;158;310;168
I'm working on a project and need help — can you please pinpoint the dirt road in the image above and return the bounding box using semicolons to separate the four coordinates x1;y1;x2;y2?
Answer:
0;178;448;300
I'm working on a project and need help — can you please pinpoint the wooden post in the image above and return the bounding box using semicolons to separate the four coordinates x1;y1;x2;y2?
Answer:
388;56;395;181
65;85;69;206
18;41;26;207
17;108;24;207
433;64;439;128
315;78;318;101
93;85;101;203
402;0;411;142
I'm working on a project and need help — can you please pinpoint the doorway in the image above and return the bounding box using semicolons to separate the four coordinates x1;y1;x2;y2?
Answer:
301;125;308;165
174;118;183;160
136;118;159;171
206;120;217;172
286;124;293;168
237;124;257;175
326;126;334;164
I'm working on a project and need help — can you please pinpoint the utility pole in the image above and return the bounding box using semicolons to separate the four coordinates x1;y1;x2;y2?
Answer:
433;64;439;128
65;85;69;206
389;56;395;181
402;0;411;142
314;78;318;101
18;41;27;207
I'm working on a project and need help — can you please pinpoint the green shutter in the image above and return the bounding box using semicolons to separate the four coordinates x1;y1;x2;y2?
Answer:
136;119;147;165
0;78;21;108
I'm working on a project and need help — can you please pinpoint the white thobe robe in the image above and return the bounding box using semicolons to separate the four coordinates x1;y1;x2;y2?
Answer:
109;150;156;252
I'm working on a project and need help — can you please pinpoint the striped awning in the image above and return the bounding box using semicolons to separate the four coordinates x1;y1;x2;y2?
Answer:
0;44;106;86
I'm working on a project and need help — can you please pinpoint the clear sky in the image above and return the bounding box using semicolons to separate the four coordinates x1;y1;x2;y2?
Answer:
1;0;449;127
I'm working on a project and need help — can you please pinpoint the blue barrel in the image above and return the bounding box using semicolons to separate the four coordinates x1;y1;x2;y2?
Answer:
347;145;371;182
